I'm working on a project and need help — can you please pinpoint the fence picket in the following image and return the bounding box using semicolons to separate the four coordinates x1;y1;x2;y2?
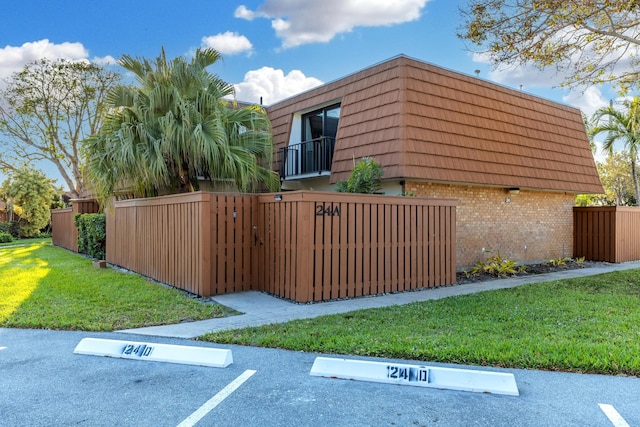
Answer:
55;191;457;301
574;207;640;263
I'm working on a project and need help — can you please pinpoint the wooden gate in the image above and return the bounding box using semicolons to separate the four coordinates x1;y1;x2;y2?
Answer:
254;192;456;302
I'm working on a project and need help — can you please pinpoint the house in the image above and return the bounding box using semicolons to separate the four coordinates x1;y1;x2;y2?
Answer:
265;55;603;268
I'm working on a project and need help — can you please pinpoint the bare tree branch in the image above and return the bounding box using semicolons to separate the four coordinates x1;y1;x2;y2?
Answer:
0;59;120;197
459;0;640;92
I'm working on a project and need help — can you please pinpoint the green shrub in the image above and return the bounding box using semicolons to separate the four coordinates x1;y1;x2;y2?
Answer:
469;251;520;277
74;213;106;259
335;157;384;194
0;221;21;239
3;167;57;237
547;257;572;267
0;231;14;243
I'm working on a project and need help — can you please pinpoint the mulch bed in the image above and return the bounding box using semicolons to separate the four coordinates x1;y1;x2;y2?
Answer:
455;260;607;285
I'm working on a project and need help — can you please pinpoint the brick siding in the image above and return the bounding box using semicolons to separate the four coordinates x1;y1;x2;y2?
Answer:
406;182;574;269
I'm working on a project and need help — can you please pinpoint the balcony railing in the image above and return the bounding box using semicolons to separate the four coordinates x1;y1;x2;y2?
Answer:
279;137;336;179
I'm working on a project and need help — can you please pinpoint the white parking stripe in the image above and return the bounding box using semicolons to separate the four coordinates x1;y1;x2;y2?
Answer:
177;370;256;427
599;403;630;427
0;347;6;351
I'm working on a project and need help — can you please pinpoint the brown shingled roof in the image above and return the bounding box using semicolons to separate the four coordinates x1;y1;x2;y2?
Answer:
266;55;603;194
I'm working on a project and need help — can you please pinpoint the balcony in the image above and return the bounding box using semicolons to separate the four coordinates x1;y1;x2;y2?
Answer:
279;137;336;180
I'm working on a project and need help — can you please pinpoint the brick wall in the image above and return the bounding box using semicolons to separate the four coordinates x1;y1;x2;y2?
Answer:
406;182;575;268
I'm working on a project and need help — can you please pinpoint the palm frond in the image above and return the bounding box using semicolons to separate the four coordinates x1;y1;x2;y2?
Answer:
84;48;277;199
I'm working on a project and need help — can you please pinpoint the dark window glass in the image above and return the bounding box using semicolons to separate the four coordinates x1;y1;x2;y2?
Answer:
302;104;340;141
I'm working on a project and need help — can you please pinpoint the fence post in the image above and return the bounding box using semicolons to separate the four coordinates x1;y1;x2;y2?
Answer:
200;193;211;297
105;201;115;264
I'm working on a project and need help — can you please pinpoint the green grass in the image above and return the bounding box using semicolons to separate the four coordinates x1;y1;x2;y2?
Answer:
0;242;238;331
202;270;640;376
0;236;52;247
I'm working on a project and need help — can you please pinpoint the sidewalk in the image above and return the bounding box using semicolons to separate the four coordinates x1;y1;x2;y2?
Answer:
120;261;640;339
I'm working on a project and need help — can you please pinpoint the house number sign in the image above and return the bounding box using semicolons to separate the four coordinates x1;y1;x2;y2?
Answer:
316;203;341;217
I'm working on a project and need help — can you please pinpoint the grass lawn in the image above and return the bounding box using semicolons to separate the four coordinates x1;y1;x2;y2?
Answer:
0;236;52;247
201;270;640;376
0;241;238;331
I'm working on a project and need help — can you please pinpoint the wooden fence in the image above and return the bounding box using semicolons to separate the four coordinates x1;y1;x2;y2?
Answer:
574;206;640;263
105;193;258;297
106;191;457;302
254;192;457;302
51;199;100;252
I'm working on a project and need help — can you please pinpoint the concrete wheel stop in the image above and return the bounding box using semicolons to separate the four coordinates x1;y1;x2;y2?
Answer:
310;357;519;396
74;338;233;368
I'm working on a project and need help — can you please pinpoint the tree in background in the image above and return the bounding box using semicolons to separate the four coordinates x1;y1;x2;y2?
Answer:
600;151;636;206
458;1;640;92
1;167;59;237
335;157;384;194
0;59;120;198
590;97;640;206
577;151;637;206
84;48;278;203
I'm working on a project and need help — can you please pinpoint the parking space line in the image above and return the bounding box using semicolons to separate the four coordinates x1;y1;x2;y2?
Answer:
177;369;256;427
599;403;630;427
0;347;6;351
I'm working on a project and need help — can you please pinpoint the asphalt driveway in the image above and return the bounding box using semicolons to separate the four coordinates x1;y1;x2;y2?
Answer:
2;328;638;426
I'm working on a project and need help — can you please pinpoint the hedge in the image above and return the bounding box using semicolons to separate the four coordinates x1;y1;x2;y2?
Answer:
0;231;14;243
0;221;21;239
74;213;106;260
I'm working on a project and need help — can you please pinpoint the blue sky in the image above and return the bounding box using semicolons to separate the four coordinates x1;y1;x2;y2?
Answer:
0;0;616;188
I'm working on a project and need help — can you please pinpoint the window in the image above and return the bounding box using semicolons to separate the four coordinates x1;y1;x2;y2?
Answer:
281;103;341;179
302;104;341;141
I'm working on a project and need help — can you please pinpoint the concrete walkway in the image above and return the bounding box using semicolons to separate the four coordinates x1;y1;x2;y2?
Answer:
121;261;640;339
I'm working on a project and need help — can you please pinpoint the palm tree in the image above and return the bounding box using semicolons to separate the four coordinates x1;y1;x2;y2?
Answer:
84;48;278;202
590;97;640;206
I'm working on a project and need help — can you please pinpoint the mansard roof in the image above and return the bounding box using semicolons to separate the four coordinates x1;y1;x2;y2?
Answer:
266;55;603;194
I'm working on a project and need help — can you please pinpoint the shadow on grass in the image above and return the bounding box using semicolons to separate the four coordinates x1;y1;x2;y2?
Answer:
1;243;237;331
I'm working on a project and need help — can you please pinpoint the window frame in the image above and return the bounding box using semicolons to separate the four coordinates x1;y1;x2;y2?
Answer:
301;103;341;142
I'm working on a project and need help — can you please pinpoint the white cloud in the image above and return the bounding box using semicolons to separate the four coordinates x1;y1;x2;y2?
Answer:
235;0;429;48
562;86;609;118
471;24;640;93
233;66;323;104
201;32;253;56
0;39;88;80
471;52;565;88
567;91;635;161
92;55;118;65
234;5;257;20
562;86;608;162
472;50;615;118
